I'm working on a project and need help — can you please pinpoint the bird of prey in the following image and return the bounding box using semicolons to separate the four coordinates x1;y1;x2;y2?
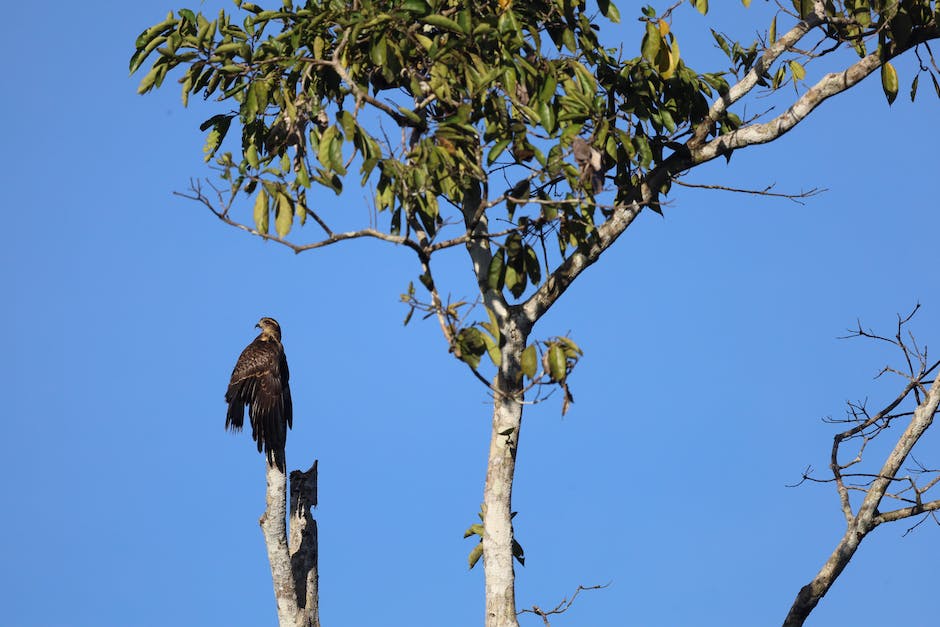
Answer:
225;317;293;471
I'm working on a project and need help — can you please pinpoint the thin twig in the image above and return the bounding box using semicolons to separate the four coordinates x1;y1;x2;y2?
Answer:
518;583;610;625
672;180;826;204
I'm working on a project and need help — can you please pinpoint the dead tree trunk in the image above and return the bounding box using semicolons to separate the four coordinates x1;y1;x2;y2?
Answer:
261;460;320;627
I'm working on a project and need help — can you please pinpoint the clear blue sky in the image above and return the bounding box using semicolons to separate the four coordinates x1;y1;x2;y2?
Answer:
3;2;938;626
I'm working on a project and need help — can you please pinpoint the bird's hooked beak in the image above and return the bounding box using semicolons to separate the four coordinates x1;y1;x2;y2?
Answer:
255;322;262;329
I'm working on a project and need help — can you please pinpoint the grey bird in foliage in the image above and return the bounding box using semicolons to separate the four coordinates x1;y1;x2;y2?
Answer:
572;136;604;194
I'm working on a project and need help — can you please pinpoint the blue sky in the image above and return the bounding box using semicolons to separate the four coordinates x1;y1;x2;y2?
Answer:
3;2;938;626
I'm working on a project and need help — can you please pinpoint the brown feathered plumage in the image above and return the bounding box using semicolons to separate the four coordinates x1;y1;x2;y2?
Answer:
225;317;293;471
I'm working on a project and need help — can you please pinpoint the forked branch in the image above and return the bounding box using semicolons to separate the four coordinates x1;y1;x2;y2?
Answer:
784;310;940;626
518;583;610;626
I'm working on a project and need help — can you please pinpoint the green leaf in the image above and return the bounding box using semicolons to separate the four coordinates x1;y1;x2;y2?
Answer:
521;344;537;379
463;523;484;538
396;106;423;125
505;264;525;299
524;245;541;285
329;132;346;174
339;110;356;137
641;22;661;64
318;126;338;169
275;192;293;237
295;193;307;225
203;128;221;161
792;0;812;18
370;37;387;66
134;16;177;51
136;66;160;94
561;27;576;53
487;138;511;165
481;306;500;341
537;99;556;134
711;32;732;63
482;334;501;367
421;14;465;35
245;143;260;169
548;344;566;382
467;542;483;570
455;327;487;368
881;61;898;105
253;188;269;234
402;0;429;14
505;233;523;258
557;336;583;357
789;60;805;82
768;16;776;44
487;249;506;291
910;74;919;101
296;161;311;188
692;0;708;15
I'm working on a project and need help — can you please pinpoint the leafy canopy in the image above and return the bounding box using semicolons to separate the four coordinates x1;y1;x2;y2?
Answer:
132;0;939;379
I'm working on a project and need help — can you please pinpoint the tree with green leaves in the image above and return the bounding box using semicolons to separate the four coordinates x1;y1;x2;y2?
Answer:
133;1;940;625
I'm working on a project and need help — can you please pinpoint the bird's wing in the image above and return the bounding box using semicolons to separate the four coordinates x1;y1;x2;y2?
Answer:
279;348;293;429
225;338;277;429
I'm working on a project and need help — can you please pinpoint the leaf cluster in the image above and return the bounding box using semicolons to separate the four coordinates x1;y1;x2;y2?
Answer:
133;0;938;406
789;0;940;103
464;506;525;570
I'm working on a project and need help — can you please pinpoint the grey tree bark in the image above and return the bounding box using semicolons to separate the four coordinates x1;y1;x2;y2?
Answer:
261;460;320;627
482;321;528;627
783;369;940;626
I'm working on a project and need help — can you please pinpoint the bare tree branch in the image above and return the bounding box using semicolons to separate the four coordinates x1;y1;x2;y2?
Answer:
672;180;826;204
518;583;610;626
784;311;940;627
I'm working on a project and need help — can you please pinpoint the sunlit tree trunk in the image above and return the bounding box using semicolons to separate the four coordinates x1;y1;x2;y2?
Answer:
483;320;527;627
261;460;320;627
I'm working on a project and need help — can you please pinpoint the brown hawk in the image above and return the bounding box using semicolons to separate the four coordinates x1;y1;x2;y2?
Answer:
225;317;293;471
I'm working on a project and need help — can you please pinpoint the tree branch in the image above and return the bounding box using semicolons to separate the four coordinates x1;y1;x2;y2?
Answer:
873;498;940;525
672;180;826;204
177;183;428;255
691;25;940;164
518;583;609;626
784;320;940;626
689;11;823;147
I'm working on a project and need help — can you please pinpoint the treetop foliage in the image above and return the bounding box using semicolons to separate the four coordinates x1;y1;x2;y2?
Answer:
132;0;938;385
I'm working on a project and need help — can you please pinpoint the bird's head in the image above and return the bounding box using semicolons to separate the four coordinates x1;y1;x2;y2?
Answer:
256;317;282;341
